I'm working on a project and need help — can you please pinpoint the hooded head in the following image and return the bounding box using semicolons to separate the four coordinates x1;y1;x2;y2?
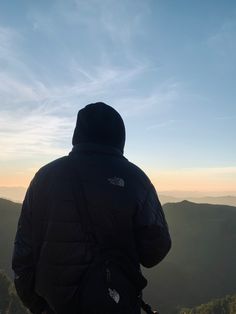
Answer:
72;102;126;153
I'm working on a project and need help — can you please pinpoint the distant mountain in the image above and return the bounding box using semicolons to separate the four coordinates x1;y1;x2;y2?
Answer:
159;194;236;207
1;186;236;207
189;195;236;207
0;270;28;314
179;293;236;314
159;194;181;204
0;198;21;277
143;201;236;313
1;198;236;314
0;187;26;203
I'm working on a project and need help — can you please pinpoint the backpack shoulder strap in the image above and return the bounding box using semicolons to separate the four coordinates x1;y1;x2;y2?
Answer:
66;156;95;242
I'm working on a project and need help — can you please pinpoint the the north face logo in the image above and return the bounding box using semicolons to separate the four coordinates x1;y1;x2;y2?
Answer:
108;288;120;303
108;177;125;187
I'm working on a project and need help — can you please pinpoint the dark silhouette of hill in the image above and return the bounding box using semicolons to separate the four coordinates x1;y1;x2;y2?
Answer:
0;198;21;277
0;187;26;203
179;293;236;313
143;200;236;313
1;186;236;206
159;194;236;206
1;198;236;314
0;270;29;313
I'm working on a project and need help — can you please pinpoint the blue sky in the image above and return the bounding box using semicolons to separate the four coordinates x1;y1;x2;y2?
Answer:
0;0;235;193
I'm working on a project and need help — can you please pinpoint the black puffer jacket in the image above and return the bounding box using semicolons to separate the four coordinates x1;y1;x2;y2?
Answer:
12;103;171;314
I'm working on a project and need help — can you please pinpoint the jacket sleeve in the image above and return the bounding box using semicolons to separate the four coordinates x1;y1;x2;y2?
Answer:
134;183;171;268
12;180;48;314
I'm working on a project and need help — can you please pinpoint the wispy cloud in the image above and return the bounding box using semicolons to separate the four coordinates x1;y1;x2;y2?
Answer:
0;21;173;161
0;26;20;58
147;119;179;131
0;26;69;160
214;116;236;121
117;80;181;118
28;0;151;67
1;63;180;160
207;17;236;60
0;1;181;163
0;108;73;160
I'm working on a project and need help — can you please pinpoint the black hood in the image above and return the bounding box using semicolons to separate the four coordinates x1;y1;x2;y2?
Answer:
72;102;126;153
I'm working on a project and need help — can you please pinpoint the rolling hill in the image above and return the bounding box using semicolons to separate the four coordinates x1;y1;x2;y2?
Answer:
179;293;236;314
143;201;236;313
159;194;236;207
1;198;236;313
0;270;28;314
0;187;26;203
0;198;21;277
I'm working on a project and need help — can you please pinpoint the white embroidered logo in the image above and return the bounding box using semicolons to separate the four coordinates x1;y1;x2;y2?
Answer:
108;177;125;187
108;288;120;303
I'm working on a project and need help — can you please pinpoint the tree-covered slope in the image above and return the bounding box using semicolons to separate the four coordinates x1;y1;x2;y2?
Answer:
143;201;236;313
179;293;236;314
0;270;29;314
1;198;236;314
0;198;21;276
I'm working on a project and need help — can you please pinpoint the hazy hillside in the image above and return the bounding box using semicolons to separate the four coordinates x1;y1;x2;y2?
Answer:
0;187;26;203
0;198;21;276
0;270;29;314
179;293;236;314
1;186;236;206
1;198;236;314
143;201;236;313
159;194;236;207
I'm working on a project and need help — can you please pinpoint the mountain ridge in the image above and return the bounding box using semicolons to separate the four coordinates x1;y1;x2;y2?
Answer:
1;185;236;206
1;198;236;313
159;194;236;207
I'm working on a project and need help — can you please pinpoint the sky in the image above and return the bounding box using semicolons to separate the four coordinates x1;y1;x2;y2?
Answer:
0;0;236;196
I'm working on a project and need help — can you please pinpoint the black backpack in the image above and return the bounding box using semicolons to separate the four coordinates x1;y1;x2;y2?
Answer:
77;252;147;314
69;160;159;314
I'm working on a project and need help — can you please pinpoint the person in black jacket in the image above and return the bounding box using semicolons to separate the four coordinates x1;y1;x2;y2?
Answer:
12;102;171;314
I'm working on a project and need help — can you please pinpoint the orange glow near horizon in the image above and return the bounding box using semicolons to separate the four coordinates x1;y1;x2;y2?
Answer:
1;167;236;194
147;167;236;193
0;174;33;188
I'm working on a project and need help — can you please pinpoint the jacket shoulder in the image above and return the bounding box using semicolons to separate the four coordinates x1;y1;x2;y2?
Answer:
34;156;70;182
125;160;151;188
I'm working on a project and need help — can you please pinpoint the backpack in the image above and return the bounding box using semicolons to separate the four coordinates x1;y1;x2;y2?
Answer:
69;158;158;314
77;252;147;314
